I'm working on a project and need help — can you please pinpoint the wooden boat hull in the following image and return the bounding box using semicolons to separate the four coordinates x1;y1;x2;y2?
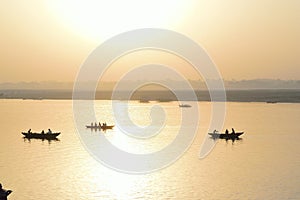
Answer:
22;132;60;139
86;125;114;129
208;132;244;139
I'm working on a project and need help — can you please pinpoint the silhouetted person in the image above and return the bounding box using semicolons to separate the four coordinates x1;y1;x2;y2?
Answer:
225;129;229;135
28;129;31;133
41;130;45;134
47;129;52;134
0;183;12;200
231;128;235;134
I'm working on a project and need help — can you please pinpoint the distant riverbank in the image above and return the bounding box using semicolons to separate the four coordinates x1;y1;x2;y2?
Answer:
1;89;300;103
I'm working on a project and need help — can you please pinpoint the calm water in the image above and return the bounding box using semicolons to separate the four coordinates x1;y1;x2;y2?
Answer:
0;100;299;200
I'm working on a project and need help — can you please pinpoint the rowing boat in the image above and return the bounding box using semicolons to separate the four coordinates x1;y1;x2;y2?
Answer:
208;132;244;139
22;132;60;139
86;125;114;129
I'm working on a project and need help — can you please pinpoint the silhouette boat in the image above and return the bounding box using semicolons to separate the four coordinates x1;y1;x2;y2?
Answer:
22;132;60;139
179;104;191;108
266;101;277;104
139;98;150;103
208;131;244;139
86;125;114;129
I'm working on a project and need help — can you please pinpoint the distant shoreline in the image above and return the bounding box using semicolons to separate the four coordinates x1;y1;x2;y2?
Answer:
0;89;299;103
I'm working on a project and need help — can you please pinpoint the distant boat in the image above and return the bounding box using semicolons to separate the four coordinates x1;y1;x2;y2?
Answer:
179;104;191;108
22;132;60;139
86;125;114;130
266;101;277;104
139;99;150;103
157;99;172;102
208;131;244;139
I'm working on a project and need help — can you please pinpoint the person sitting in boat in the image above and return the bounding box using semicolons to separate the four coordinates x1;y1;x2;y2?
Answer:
47;129;52;134
41;130;45;134
0;183;12;200
99;122;101;127
213;129;217;134
28;129;31;133
225;129;229;135
231;128;235;134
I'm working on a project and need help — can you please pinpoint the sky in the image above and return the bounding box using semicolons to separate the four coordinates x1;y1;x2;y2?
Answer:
0;0;299;83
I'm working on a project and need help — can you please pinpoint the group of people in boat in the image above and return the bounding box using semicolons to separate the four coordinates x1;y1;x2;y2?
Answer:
213;128;236;135
226;128;236;134
27;129;53;134
91;122;107;127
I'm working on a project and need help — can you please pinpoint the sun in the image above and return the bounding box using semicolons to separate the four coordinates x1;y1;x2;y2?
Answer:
47;0;187;42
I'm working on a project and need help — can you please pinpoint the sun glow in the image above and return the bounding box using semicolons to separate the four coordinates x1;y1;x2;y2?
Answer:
47;0;187;42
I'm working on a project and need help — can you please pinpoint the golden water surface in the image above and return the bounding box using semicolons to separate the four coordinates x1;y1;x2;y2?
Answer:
0;100;299;200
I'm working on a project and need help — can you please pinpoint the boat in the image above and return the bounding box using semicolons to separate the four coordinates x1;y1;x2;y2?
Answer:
157;99;172;102
139;97;150;103
266;101;277;104
86;125;114;129
139;99;150;103
22;132;60;139
179;104;191;108
208;131;244;139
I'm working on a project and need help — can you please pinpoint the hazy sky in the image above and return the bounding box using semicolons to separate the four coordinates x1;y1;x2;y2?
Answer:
0;0;299;82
